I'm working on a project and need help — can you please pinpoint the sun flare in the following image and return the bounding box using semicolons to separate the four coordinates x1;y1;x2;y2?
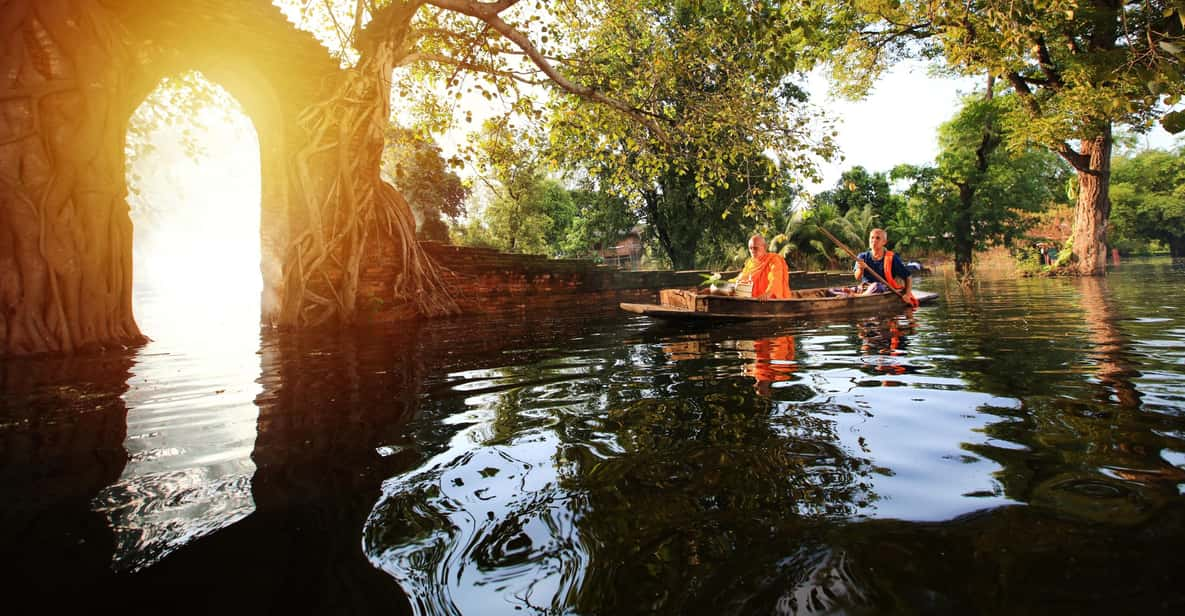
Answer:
126;72;262;347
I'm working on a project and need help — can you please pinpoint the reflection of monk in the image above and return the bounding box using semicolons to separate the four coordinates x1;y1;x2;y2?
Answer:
856;318;912;380
740;335;797;394
857;318;908;356
733;235;791;299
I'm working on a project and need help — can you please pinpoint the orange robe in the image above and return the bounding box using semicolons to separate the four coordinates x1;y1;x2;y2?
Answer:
735;253;791;299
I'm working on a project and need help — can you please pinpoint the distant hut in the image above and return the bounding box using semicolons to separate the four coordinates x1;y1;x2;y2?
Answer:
598;230;644;269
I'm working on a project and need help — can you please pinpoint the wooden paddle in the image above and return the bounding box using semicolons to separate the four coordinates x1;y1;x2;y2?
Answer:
816;225;913;306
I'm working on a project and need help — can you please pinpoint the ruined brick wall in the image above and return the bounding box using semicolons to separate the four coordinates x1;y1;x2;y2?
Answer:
358;240;848;323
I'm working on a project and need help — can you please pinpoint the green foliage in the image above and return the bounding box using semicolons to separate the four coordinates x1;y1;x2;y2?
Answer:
382;125;469;241
543;1;838;268
560;188;637;258
125;71;244;200
780;201;851;270
1110;146;1185;256
828;0;1185;139
282;1;847;270
636;161;794;269
458;118;551;253
1053;237;1074;267
891;92;1071;259
814;166;903;222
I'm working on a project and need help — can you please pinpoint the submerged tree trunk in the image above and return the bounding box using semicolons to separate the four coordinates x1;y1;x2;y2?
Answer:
953;184;974;278
1068;128;1113;276
0;1;146;355
1169;236;1185;261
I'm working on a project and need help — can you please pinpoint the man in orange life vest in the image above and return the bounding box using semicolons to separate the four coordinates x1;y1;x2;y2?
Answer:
734;234;791;299
854;228;918;307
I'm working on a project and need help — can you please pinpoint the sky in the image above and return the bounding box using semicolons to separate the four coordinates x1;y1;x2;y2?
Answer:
805;62;978;191
806;61;1183;192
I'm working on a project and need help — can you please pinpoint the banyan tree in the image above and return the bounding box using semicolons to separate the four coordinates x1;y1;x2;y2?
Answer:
0;0;668;357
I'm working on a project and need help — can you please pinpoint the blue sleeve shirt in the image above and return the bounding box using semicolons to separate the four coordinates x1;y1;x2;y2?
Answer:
855;250;912;285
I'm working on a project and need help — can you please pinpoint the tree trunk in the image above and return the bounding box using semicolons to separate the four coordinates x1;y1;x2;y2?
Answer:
954;184;974;278
1169;235;1185;261
641;189;676;268
1069;128;1113;276
955;73;995;281
278;5;457;327
0;1;146;355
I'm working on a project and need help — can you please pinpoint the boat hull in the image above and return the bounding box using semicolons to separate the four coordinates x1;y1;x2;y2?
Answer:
620;288;938;320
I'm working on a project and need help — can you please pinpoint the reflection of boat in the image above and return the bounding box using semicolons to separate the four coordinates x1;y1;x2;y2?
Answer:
620;288;939;320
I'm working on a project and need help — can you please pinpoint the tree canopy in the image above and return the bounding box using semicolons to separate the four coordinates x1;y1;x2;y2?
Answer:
382;125;469;241
1110;146;1185;257
892;89;1071;274
538;1;837;268
823;0;1185;274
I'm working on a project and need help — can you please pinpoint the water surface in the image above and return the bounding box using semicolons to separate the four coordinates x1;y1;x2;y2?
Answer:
2;258;1184;614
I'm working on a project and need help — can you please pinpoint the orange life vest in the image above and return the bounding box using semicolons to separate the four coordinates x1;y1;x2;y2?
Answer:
881;250;902;290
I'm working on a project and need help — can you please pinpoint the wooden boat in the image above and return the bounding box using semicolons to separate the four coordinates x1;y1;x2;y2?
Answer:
620;287;939;320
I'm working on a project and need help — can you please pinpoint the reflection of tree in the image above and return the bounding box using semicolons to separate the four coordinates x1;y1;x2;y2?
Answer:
1076;277;1141;409
928;278;1084;396
565;383;877;614
822;502;1185;613
963;276;1180;526
362;316;884;614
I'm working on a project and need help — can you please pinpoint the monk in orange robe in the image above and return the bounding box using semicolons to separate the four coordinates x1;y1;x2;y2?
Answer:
733;234;791;299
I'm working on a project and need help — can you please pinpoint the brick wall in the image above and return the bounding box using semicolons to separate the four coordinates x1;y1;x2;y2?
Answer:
358;240;849;323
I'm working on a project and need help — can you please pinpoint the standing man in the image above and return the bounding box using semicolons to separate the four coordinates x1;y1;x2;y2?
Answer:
735;234;791;299
854;228;916;306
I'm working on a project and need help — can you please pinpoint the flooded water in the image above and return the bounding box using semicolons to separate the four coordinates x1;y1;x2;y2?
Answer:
2;258;1185;614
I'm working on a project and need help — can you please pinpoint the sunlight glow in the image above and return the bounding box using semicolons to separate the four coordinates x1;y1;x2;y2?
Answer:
101;71;264;572
127;72;262;348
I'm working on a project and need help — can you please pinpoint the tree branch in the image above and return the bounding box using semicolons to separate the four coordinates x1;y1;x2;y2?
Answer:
1033;35;1064;90
399;51;548;84
1006;70;1089;171
426;0;672;142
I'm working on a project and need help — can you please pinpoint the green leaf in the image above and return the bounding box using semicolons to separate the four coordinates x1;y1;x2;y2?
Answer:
1161;109;1185;134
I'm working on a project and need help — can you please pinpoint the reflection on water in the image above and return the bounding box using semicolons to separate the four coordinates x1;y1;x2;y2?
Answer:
3;258;1185;613
91;279;262;572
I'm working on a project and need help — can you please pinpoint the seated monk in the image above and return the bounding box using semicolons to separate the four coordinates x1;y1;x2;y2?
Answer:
733;234;791;299
853;228;918;308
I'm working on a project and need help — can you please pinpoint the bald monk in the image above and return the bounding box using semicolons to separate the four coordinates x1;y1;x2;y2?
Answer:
733;234;791;299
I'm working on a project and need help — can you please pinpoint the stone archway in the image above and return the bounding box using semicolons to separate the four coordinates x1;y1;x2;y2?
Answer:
4;1;496;357
110;0;344;328
0;0;374;356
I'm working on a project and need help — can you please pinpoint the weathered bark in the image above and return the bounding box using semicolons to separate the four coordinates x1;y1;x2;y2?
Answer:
0;0;145;355
1068;128;1112;276
0;0;460;357
280;4;458;327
